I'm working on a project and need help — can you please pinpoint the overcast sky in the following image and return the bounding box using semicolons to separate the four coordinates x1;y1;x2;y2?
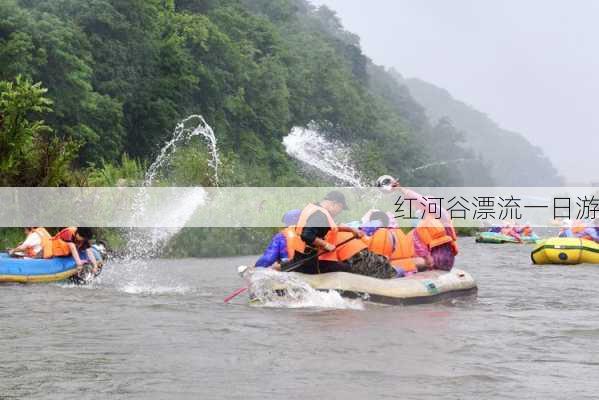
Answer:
310;0;599;183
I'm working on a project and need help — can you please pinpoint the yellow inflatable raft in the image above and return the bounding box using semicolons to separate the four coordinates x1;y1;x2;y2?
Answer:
531;237;599;265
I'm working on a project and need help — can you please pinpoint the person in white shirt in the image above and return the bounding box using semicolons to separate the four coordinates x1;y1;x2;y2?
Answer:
8;227;49;258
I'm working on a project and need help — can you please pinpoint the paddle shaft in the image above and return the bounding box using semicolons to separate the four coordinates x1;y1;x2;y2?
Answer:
282;236;356;273
223;286;249;303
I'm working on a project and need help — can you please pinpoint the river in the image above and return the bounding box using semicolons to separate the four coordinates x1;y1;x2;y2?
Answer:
1;238;598;399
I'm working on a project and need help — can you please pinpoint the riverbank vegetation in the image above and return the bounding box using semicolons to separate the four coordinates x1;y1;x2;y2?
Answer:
1;0;559;253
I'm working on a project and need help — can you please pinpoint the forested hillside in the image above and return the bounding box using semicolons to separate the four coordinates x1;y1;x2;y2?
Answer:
401;75;562;186
1;0;498;188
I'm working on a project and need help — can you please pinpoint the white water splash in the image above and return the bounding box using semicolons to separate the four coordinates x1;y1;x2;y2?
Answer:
411;158;473;172
102;116;220;291
60;271;193;295
121;115;219;262
283;124;364;187
247;269;364;310
98;258;197;295
144;115;220;186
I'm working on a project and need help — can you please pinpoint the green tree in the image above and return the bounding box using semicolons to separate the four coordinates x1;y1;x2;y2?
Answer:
1;0;125;164
0;75;78;186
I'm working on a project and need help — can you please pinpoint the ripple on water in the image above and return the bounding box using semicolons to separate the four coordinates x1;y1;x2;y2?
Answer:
4;243;599;399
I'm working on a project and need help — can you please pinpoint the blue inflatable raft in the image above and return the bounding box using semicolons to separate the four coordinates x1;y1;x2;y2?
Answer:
0;245;104;284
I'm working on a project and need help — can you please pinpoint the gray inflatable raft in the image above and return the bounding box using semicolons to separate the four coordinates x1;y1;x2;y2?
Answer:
252;268;477;306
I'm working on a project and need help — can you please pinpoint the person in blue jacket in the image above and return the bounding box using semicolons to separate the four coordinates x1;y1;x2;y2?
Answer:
255;210;301;269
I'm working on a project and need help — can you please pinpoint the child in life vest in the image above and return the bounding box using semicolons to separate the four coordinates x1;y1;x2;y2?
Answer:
255;210;301;269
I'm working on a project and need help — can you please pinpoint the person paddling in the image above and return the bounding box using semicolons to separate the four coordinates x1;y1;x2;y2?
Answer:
288;191;401;279
287;191;357;274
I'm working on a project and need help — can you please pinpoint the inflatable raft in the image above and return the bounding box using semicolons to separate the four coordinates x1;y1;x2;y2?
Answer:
476;231;539;244
0;245;105;284
531;237;599;265
249;268;477;306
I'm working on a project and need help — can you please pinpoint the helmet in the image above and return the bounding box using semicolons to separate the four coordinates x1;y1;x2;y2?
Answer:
282;209;301;227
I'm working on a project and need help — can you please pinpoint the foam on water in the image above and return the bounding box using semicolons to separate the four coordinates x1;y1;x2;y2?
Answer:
93;259;195;295
283;124;364;187
55;276;191;295
247;269;364;310
118;282;191;296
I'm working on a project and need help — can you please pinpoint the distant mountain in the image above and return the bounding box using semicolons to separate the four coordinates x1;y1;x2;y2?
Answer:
395;73;562;186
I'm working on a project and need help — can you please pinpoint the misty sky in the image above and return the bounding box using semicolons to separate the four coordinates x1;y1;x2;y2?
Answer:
310;0;599;183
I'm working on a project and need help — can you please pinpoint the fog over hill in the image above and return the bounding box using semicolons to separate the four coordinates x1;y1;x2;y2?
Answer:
311;0;599;184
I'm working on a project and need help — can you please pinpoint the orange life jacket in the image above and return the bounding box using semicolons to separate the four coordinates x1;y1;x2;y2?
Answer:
572;221;586;234
415;217;459;256
291;204;338;262
389;229;418;273
367;229;394;258
25;227;51;258
46;227;77;258
334;232;368;261
365;228;418;273
282;226;299;260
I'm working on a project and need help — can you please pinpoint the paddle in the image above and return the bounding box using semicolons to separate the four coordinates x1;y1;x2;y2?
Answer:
223;286;250;303
223;236;357;303
280;246;329;273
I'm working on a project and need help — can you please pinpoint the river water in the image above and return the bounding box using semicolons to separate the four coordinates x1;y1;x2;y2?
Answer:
1;238;599;399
